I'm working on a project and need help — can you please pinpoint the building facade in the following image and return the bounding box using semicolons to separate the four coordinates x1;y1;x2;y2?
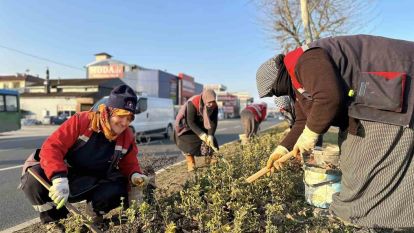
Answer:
136;68;179;104
20;78;125;121
203;84;227;92
194;82;203;95
0;74;44;91
202;84;254;118
216;92;239;118
177;73;196;105
232;91;254;114
86;53;185;105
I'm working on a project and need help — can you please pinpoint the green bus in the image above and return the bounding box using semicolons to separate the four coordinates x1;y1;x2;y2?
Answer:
0;89;21;133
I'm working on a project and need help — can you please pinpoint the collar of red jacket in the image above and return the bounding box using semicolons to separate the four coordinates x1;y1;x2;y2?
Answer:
284;46;305;90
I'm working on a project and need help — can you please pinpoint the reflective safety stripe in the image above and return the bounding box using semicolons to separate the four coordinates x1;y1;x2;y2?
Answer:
115;145;128;154
78;135;89;142
32;202;54;212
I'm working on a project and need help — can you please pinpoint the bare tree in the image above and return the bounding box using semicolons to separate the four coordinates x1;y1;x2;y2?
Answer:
300;0;313;43
257;0;377;52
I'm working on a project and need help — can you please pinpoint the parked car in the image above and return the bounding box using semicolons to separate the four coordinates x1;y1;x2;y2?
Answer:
41;116;51;125
21;118;42;126
50;114;68;125
92;95;175;142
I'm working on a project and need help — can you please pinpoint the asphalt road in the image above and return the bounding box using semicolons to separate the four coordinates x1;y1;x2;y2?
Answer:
0;118;280;231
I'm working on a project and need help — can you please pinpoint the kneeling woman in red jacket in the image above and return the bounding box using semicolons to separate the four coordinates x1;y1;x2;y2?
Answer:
20;85;148;228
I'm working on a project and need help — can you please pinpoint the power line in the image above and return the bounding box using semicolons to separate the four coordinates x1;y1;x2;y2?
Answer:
0;44;85;71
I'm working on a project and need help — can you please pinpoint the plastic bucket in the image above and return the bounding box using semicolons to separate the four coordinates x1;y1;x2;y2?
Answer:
303;165;341;209
312;146;340;167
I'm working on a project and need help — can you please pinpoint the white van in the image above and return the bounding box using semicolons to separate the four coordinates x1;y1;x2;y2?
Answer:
92;96;175;142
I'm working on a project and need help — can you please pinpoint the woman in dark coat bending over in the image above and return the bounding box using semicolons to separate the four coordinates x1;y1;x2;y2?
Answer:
257;35;414;230
174;89;219;172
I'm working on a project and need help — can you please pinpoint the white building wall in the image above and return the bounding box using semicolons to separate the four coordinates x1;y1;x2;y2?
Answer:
20;97;78;121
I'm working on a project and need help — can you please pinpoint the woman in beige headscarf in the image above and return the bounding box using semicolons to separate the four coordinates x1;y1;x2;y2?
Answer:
174;89;219;171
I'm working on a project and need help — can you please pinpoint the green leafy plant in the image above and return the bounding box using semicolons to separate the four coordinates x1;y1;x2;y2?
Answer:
55;124;366;232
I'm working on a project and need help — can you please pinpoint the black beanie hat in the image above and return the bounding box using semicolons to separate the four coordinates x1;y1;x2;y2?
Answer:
107;84;137;113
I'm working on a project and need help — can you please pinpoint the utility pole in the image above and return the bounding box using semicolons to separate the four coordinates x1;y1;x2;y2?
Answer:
44;67;51;94
300;0;313;44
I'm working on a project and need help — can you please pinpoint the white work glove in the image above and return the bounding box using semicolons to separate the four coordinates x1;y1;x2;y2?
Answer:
293;125;320;156
131;173;149;187
199;133;208;143
49;177;69;210
206;135;215;148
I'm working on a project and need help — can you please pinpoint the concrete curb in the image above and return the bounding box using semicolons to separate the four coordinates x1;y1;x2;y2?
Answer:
0;218;40;233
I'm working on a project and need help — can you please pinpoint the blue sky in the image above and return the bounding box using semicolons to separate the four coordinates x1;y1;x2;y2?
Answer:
0;0;413;102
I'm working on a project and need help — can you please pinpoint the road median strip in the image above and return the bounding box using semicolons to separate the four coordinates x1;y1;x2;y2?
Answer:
2;122;280;232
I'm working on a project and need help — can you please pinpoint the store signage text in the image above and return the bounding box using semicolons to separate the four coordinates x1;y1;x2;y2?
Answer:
89;64;124;78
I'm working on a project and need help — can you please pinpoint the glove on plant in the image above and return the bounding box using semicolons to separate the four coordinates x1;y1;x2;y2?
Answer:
293;126;319;156
131;173;149;187
49;177;69;210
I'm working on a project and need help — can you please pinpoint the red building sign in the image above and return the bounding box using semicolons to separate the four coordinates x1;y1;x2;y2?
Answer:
178;73;195;104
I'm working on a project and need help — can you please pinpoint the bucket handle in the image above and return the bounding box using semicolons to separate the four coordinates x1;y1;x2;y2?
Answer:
303;177;341;188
